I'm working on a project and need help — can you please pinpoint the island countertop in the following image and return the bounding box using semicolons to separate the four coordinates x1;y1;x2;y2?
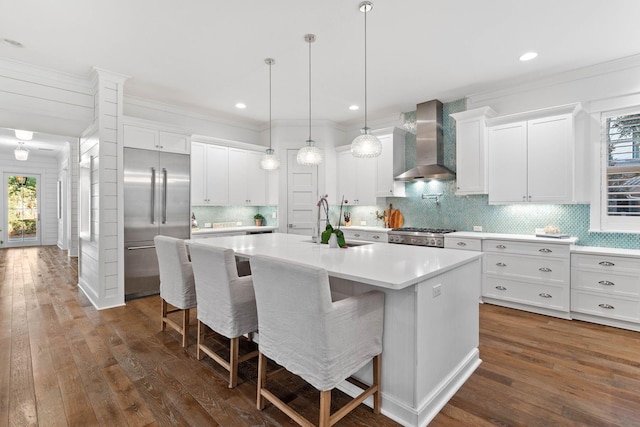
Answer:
186;232;482;290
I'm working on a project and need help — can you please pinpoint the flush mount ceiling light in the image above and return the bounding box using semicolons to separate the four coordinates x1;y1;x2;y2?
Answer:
351;1;382;158
14;129;33;140
519;51;538;61
297;34;323;166
15;141;29;161
235;102;247;109
260;58;280;171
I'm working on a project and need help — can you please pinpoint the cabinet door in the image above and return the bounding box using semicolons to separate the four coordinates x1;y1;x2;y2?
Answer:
191;143;207;204
356;157;377;205
376;135;394;197
228;149;248;205
246;151;267;205
488;122;528;204
456;118;486;194
123;125;158;150
338;151;358;202
159;131;190;154
527;115;573;203
206;145;229;205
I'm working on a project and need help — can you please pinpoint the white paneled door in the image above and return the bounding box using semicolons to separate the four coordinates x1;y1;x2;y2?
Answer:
287;149;317;236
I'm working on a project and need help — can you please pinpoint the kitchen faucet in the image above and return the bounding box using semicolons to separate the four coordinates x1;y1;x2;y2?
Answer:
314;194;330;244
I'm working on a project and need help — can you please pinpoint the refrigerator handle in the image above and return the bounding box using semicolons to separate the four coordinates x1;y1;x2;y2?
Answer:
162;168;168;224
151;167;156;224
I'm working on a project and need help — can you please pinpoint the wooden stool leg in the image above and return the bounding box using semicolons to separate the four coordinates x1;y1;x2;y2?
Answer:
161;299;167;331
373;354;382;414
197;321;204;360
229;337;239;388
181;308;189;348
319;390;331;427
257;352;267;410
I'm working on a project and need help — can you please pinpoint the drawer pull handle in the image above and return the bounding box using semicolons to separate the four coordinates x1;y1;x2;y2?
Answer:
457;242;467;246
539;293;552;298
539;267;552;272
598;280;615;286
598;261;615;267
496;244;507;249
598;303;615;310
539;248;552;253
496;262;507;267
495;285;507;291
373;235;380;239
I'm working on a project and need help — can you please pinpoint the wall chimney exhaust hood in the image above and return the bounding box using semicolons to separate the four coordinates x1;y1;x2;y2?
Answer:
395;100;456;181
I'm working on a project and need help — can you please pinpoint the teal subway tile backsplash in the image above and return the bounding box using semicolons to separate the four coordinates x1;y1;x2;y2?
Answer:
191;205;277;228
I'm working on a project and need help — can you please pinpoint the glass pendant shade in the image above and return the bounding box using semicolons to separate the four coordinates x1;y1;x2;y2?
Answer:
14;129;33;140
351;127;382;158
297;140;323;166
15;142;29;161
261;148;280;170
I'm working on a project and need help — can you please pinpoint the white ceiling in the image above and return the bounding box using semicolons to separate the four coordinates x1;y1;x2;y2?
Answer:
0;128;69;158
1;0;640;135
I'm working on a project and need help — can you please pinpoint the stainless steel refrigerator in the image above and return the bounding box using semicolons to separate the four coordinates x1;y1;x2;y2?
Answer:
124;147;190;299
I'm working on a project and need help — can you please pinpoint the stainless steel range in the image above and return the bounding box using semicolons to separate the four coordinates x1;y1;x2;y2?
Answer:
387;227;456;248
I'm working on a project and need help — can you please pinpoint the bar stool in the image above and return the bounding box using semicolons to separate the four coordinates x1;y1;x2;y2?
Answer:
154;235;197;348
249;254;385;427
189;242;259;388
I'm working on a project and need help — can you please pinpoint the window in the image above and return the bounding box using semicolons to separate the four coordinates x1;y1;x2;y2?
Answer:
599;108;640;231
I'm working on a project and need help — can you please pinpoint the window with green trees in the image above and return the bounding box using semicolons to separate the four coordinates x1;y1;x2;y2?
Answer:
7;175;38;242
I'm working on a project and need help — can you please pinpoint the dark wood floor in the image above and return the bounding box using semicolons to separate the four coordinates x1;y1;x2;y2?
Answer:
1;246;640;426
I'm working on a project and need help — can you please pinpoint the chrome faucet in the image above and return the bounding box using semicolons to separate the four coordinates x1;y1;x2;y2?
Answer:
315;194;330;243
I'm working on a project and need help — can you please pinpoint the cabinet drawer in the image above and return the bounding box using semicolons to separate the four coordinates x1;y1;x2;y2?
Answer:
444;237;481;251
484;253;569;284
571;268;640;297
571;253;640;274
341;229;388;243
571;290;640;323
483;276;569;312
483;239;569;258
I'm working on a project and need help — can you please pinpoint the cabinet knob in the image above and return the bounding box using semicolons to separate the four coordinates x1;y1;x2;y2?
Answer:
457;242;467;246
522;196;526;201
495;285;507;291
598;303;615;310
598;280;615;286
539;248;552;253
373;235;380;239
496;244;507;249
528;195;531;200
496;262;507;267
539;267;552;272
354;233;361;237
598;261;615;267
538;293;552;298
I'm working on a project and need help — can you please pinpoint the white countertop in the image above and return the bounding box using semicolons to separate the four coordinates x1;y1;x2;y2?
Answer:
186;232;482;290
191;225;277;235
447;231;579;244
571;245;640;258
340;226;392;232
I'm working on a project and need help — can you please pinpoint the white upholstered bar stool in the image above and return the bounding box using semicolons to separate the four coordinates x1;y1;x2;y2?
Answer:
249;254;385;427
188;242;259;388
154;235;197;348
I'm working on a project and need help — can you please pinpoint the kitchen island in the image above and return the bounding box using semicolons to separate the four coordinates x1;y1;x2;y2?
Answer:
187;233;482;427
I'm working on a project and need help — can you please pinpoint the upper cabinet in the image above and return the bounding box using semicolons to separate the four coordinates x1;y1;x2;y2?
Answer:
486;103;584;205
450;107;496;195
191;142;228;205
228;148;267;206
337;150;377;205
375;128;406;197
123;124;190;154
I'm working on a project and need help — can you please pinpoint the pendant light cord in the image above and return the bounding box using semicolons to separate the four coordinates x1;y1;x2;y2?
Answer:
269;60;272;150
364;5;368;129
308;36;312;142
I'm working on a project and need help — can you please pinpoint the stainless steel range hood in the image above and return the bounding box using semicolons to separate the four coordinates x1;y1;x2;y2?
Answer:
395;100;456;181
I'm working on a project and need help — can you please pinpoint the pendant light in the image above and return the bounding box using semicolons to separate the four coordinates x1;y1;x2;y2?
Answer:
260;58;280;170
15;141;29;161
351;1;382;158
297;34;323;166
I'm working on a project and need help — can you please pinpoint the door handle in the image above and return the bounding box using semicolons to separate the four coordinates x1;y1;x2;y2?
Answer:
162;168;167;224
151;167;156;224
127;245;156;250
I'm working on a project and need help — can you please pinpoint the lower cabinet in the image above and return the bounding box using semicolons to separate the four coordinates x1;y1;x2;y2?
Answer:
571;252;640;331
340;228;388;243
444;235;482;301
482;239;571;318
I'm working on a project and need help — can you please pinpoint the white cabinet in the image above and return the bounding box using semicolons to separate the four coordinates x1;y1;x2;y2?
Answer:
487;104;581;204
444;236;482;251
337;150;377;205
191;142;228;205
375;129;406;197
228;149;267;206
450;107;496;195
571;251;640;331
482;239;572;318
124;124;190;154
340;228;388;243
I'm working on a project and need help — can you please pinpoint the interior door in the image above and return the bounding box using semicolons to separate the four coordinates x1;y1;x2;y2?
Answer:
5;173;41;247
287;149;317;236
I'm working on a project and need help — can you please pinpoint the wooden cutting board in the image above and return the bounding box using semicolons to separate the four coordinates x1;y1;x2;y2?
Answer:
389;209;403;228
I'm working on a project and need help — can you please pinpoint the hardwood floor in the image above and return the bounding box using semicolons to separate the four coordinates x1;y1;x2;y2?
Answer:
1;246;640;426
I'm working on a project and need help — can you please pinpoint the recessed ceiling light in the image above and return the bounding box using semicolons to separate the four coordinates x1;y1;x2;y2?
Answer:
235;102;246;109
2;38;24;48
349;105;359;111
519;52;538;62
